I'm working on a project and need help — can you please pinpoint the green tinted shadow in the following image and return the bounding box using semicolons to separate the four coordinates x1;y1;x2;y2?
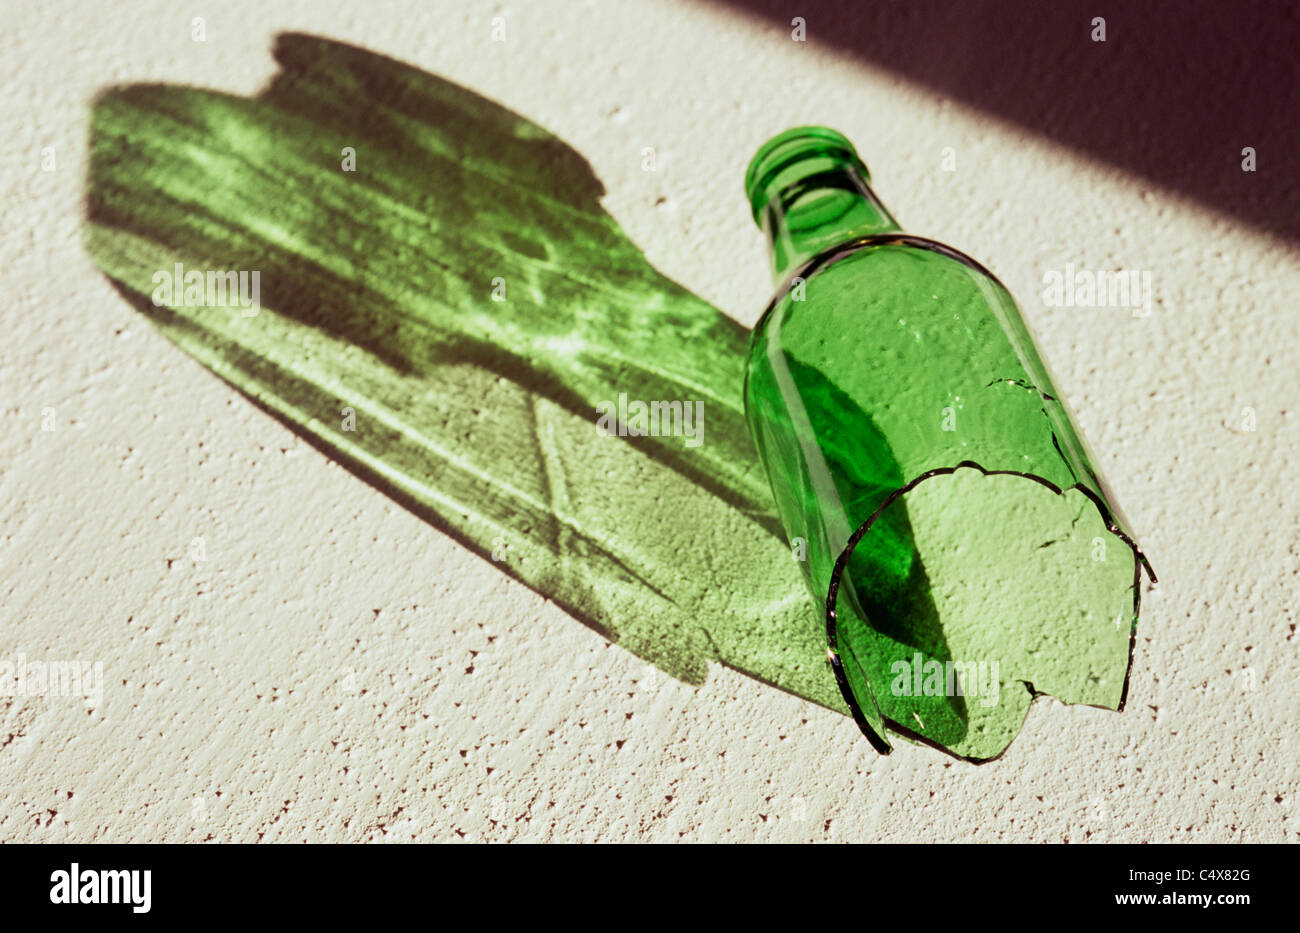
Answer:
83;33;1138;759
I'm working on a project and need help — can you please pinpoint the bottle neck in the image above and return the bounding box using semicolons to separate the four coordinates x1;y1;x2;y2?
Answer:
746;127;901;283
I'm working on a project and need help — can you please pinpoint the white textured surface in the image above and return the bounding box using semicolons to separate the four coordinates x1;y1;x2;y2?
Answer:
1;0;1296;842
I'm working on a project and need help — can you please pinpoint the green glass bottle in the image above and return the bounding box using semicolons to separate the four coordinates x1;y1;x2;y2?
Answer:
742;127;1155;759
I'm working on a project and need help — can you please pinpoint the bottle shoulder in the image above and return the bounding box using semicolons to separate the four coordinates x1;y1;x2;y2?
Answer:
750;233;1008;344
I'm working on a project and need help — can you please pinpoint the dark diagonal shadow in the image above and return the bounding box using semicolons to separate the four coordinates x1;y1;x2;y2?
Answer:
719;0;1299;243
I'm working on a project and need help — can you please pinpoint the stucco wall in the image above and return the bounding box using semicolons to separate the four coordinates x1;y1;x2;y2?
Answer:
1;0;1295;841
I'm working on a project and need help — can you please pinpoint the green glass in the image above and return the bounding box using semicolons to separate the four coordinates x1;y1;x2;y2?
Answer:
743;127;1155;758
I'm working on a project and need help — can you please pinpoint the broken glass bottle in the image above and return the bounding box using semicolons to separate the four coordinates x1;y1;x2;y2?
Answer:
742;127;1155;759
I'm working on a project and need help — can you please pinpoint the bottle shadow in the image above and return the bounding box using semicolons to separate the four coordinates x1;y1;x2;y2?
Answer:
84;32;966;745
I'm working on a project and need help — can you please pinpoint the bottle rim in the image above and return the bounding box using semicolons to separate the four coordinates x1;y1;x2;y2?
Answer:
744;126;870;225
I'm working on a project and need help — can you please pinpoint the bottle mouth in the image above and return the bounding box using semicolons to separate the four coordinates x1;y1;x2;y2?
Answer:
744;126;871;226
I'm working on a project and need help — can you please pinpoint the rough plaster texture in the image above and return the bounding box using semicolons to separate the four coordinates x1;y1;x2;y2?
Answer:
1;0;1296;842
